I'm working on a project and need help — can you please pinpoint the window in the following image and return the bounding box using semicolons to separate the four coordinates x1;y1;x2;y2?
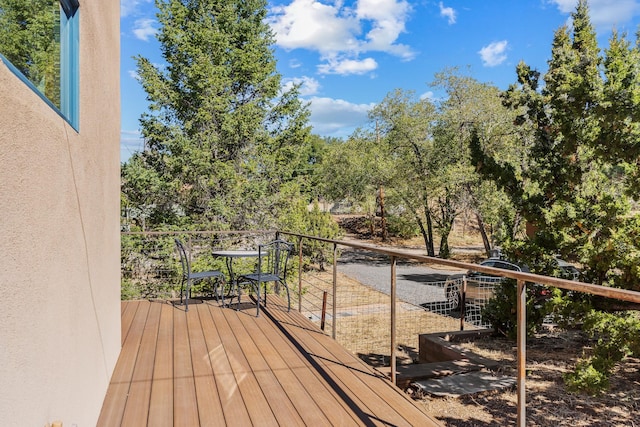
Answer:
0;0;79;129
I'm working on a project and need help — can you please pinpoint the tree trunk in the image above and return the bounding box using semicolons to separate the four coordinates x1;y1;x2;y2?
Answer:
414;213;434;257
425;210;435;257
438;229;451;258
512;212;522;240
475;211;492;257
379;185;388;241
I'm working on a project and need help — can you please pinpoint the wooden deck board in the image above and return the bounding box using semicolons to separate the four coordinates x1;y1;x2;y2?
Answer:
98;300;149;426
147;302;174;427
173;305;200;426
198;303;253;426
237;309;336;426
98;299;443;427
120;301;161;426
188;305;226;426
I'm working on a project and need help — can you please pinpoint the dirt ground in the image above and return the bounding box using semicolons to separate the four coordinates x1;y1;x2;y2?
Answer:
418;331;640;426
330;215;640;426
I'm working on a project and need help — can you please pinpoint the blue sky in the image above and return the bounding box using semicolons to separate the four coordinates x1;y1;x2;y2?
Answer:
120;0;640;162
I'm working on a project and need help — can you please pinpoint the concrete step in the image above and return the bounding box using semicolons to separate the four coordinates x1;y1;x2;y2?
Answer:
380;359;487;389
410;370;516;398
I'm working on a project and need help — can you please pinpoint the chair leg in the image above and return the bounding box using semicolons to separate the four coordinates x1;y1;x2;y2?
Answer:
219;278;226;307
236;281;241;311
180;277;186;305
282;281;291;312
255;282;260;317
185;279;191;312
263;283;268;308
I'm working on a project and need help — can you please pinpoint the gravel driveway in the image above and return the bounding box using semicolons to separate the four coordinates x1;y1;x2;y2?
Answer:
337;247;465;307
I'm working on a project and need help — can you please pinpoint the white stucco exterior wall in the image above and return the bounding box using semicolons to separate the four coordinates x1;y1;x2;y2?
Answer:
0;1;121;425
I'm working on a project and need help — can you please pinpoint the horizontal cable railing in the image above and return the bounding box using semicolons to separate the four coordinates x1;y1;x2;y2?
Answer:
121;229;640;427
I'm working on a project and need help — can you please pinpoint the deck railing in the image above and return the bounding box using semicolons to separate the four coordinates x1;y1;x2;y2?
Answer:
121;229;640;427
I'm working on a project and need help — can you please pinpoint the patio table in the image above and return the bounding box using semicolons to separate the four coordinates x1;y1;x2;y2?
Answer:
212;249;263;307
212;249;262;283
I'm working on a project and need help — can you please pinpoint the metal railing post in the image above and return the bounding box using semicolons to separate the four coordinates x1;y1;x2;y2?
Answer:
332;243;337;339
460;275;467;331
298;236;303;312
517;279;526;426
390;256;397;385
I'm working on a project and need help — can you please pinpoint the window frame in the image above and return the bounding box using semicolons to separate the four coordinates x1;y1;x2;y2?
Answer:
0;0;80;130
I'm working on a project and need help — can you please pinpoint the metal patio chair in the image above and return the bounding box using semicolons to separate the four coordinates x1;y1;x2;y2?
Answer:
175;238;225;311
235;239;294;316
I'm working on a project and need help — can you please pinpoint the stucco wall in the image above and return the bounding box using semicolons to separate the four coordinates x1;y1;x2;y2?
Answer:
0;1;121;425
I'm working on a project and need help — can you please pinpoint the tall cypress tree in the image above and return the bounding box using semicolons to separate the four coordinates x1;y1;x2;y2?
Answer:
123;0;311;230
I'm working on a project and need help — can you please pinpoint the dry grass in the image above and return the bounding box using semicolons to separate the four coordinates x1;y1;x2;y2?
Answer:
300;270;475;364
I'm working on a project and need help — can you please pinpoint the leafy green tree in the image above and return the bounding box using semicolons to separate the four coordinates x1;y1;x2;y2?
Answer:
320;132;392;238
364;71;516;258
125;0;311;230
430;69;518;256
279;196;341;271
498;0;639;289
368;89;440;255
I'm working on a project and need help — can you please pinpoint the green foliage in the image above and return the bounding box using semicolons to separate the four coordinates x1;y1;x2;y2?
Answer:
386;213;419;239
482;279;558;339
475;1;640;393
494;0;640;284
279;196;341;271
122;0;312;231
121;279;142;301
565;311;640;394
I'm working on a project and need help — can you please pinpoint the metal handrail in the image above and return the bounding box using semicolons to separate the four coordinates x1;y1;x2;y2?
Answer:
279;230;640;427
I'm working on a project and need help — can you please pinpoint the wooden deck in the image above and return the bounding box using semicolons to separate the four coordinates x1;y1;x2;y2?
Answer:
98;298;443;426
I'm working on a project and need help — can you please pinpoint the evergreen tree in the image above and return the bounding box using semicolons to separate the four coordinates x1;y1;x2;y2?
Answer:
478;0;640;392
124;0;311;230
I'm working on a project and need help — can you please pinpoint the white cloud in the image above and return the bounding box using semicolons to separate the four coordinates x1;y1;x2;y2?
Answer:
128;70;140;81
268;0;360;53
268;0;415;75
133;18;158;41
289;59;303;69
478;40;508;67
318;57;378;75
282;76;321;96
548;0;640;27
439;2;457;25
308;97;376;136
355;0;414;58
420;91;435;101
120;0;153;18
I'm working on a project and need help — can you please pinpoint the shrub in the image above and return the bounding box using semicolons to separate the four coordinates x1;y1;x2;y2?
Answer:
482;279;557;339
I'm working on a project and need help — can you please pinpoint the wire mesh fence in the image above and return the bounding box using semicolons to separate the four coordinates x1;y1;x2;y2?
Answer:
295;246;494;366
121;231;497;364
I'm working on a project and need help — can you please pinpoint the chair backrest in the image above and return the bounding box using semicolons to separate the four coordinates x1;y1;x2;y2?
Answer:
175;238;191;278
258;239;293;279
